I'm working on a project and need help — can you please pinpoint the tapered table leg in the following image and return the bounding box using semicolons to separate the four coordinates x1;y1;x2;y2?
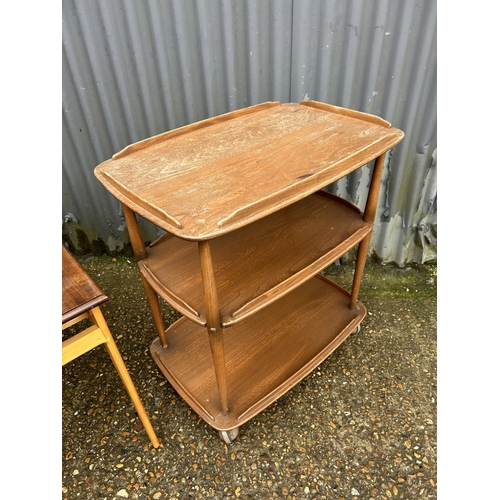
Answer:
90;307;160;448
122;204;167;347
350;153;386;310
199;240;229;416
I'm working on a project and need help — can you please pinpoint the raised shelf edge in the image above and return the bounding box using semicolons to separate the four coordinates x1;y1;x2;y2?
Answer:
150;275;366;432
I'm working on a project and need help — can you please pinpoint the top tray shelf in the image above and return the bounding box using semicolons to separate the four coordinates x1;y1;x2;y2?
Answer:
95;100;404;241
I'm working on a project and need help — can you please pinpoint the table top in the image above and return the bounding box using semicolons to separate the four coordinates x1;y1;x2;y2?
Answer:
62;245;108;324
95;100;404;241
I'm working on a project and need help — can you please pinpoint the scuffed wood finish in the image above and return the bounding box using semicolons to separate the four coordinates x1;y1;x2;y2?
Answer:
95;101;404;241
139;191;371;327
150;275;365;431
300;100;392;127
112;101;280;160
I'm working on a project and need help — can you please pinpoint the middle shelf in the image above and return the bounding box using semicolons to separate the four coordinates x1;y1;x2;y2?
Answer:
139;190;371;327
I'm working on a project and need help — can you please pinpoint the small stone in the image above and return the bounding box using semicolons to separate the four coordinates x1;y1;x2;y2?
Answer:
117;489;129;498
72;470;79;476
153;493;162;499
351;488;360;495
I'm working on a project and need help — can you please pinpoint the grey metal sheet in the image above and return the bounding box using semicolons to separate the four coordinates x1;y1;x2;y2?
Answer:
62;0;436;264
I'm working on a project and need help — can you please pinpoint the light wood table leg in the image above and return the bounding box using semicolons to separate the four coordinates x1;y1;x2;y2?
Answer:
90;307;160;448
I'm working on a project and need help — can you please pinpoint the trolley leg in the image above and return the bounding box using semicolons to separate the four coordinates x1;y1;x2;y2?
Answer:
140;275;168;348
199;241;229;416
350;152;387;310
122;204;167;347
349;235;370;310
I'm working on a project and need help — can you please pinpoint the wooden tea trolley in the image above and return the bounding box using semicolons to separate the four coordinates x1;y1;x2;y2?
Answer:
95;101;404;443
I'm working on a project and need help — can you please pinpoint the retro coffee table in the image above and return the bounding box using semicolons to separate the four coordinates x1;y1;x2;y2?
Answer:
95;100;404;443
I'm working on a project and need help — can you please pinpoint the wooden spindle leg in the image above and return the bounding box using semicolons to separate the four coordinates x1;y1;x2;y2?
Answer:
363;153;386;225
140;275;168;348
198;240;229;416
350;153;386;310
122;203;167;346
122;204;147;261
349;235;371;310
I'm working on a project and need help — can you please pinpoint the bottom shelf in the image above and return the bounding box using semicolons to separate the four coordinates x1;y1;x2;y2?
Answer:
150;275;365;432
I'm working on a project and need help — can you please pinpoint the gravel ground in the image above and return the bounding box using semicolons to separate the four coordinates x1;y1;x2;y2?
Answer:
62;253;437;500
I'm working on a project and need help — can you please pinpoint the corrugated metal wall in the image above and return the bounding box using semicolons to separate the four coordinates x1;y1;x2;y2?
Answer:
62;0;436;265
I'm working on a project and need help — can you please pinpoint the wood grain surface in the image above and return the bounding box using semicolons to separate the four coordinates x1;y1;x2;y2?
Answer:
62;245;108;324
95;101;403;240
150;275;365;431
140;191;371;327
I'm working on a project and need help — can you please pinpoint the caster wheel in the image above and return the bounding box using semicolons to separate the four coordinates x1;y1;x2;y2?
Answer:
353;325;361;334
219;427;239;444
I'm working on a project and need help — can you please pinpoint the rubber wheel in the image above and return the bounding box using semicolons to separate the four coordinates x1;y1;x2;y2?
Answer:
219;427;239;444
